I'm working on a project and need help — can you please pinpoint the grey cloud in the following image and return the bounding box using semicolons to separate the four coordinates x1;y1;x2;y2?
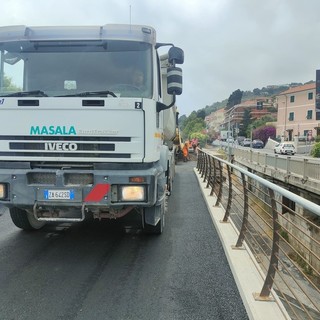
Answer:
1;0;320;115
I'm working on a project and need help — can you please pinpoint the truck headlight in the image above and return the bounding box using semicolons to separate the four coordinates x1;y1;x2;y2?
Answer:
0;183;7;199
120;186;145;202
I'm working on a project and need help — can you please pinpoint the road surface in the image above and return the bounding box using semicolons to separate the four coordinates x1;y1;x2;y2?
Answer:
0;160;248;320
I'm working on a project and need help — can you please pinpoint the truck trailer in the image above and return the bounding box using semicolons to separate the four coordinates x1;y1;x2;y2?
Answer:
0;24;184;234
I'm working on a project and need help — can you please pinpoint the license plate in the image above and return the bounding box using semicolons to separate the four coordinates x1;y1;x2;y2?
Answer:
44;189;75;200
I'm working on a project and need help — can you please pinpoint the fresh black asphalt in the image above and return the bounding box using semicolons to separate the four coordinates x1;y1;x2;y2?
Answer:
0;160;248;320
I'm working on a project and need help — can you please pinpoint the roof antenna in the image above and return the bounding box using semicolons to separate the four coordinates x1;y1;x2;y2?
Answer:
129;5;132;30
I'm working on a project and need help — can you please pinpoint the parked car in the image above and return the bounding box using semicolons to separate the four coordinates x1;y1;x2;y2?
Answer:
236;136;246;145
226;137;234;143
274;143;295;155
241;138;252;147
252;139;264;148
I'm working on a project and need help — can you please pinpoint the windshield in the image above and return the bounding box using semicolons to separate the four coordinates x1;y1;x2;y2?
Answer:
0;40;153;98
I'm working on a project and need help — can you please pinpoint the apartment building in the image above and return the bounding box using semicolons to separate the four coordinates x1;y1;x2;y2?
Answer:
275;83;320;141
219;98;272;134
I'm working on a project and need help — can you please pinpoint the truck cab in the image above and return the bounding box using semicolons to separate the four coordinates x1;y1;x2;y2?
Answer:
0;24;183;233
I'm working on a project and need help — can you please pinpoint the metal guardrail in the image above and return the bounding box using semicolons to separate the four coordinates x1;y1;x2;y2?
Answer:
234;148;320;181
197;149;320;320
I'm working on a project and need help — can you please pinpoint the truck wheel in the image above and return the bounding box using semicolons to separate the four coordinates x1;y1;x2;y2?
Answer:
10;207;46;231
143;199;165;235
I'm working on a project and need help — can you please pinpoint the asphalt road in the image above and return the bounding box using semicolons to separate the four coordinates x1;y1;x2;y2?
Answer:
0;161;248;320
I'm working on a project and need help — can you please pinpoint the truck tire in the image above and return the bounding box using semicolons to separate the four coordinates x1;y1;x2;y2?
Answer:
10;207;46;231
143;199;165;235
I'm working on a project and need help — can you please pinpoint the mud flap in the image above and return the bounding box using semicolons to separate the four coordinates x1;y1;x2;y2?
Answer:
144;203;162;226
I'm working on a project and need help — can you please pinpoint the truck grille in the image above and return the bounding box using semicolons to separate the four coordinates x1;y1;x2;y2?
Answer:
27;172;56;185
0;135;132;159
64;173;94;186
27;172;94;186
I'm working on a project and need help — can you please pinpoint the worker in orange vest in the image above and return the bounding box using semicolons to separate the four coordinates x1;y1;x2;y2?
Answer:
182;141;189;162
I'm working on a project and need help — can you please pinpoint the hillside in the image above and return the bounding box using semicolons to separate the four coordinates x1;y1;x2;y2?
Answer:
203;81;315;116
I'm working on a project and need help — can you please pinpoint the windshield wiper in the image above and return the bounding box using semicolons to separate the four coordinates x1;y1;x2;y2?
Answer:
2;90;48;97
56;90;117;98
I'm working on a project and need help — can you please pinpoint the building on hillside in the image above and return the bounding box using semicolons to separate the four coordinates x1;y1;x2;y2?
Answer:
275;83;320;141
219;98;273;136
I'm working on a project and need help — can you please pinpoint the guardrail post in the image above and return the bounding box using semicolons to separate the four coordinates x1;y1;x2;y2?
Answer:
234;172;248;248
198;151;205;176
204;154;211;183
206;157;213;189
222;164;232;222
196;150;201;170
214;159;223;206
303;158;308;180
201;153;208;180
210;158;217;196
286;156;291;175
254;188;280;301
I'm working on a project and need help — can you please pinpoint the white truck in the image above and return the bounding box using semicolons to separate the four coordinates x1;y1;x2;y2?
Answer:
0;24;183;234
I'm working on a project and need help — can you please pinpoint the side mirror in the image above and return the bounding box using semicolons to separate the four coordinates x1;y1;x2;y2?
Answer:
168;47;184;65
167;67;182;95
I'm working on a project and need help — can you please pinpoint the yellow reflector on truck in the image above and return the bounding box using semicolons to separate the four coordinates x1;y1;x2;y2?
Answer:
121;186;145;201
129;176;145;183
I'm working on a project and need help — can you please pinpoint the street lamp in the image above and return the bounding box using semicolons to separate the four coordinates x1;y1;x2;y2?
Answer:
226;105;240;161
227;112;232;161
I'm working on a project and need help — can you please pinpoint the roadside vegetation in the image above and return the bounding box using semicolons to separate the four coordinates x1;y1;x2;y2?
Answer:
2;75;21;92
179;111;207;147
311;141;320;157
180;88;278;145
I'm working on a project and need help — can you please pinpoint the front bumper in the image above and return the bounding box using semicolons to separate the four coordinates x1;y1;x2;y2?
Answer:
0;161;165;216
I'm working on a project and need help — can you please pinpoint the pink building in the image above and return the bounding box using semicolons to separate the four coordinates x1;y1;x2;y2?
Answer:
275;83;320;141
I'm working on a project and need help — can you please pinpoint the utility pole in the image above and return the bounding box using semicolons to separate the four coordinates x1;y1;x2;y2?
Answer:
227;113;231;162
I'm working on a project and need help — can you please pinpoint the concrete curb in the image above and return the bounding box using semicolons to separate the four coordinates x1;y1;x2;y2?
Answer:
194;168;291;320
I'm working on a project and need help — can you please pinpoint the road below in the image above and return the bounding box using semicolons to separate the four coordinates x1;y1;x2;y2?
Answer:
0;160;248;320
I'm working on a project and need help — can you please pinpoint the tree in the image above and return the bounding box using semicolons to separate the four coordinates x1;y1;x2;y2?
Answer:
253;88;261;96
190;132;207;147
311;142;320;158
250;115;276;129
2;75;21;92
252;126;276;143
241;109;251;136
183;119;206;139
196;109;206;120
181;113;206;141
225;89;243;110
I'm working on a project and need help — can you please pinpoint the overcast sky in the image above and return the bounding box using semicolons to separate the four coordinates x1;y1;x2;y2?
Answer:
2;0;320;116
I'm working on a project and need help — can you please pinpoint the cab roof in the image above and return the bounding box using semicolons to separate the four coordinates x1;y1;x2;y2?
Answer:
0;24;156;45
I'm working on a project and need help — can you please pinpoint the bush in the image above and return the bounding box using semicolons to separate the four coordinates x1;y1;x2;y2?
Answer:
311;142;320;158
190;132;206;148
253;126;276;144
